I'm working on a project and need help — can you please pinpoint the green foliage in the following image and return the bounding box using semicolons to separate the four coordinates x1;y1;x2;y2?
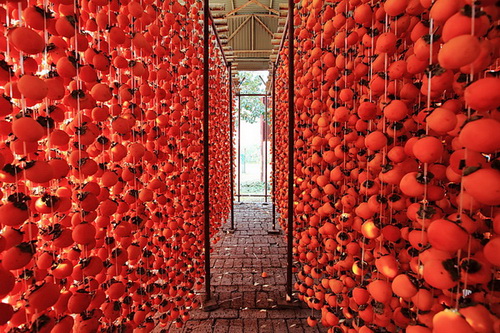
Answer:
238;71;268;124
240;180;272;194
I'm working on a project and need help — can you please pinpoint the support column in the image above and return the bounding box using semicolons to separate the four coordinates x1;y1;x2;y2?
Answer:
286;0;295;301
269;63;279;234
229;63;235;231
237;94;241;202
264;95;268;203
203;0;211;302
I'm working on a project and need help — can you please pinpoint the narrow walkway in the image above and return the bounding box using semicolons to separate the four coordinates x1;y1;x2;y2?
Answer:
162;202;325;333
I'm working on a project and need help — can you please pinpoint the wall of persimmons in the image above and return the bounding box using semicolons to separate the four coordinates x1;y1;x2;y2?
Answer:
274;0;499;332
0;0;230;331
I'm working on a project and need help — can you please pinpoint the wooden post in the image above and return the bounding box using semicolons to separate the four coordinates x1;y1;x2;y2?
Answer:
229;64;235;230
203;0;211;301
286;0;294;301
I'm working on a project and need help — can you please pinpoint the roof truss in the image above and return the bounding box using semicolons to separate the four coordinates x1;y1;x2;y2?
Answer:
225;0;279;17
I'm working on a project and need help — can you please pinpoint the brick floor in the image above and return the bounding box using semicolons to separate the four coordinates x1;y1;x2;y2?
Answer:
154;203;326;333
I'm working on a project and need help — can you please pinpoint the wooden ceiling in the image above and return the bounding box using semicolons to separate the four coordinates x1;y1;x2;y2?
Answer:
209;0;289;72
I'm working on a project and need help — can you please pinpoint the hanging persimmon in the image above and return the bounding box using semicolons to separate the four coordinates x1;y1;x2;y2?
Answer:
462;167;500;206
8;27;45;54
459;118;500;153
438;35;480;69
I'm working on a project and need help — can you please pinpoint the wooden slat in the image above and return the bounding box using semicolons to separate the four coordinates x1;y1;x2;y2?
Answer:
232;50;272;53
226;13;278;18
210;3;225;10
237;58;270;61
214;18;227;25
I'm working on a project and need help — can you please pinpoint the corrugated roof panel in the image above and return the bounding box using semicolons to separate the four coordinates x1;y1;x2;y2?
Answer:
254;23;271;50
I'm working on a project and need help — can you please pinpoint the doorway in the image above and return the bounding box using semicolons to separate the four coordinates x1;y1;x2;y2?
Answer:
235;71;272;203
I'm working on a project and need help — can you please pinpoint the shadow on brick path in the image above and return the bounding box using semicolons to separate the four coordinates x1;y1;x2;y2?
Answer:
154;203;326;333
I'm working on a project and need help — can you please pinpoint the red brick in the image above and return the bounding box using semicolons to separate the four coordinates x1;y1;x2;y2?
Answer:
152;203;329;333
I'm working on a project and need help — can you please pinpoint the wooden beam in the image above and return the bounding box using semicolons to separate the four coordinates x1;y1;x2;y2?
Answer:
254;15;273;36
250;0;280;15
227;15;252;42
203;0;211;303
212;12;225;18
231;0;235;11
214;18;227;25
226;13;279;18
236;58;270;61
232;50;273;53
225;0;253;17
210;3;225;10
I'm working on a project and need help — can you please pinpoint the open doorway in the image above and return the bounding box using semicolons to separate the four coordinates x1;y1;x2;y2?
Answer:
235;71;272;203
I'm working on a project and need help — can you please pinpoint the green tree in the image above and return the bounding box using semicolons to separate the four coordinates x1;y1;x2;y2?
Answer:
238;71;268;124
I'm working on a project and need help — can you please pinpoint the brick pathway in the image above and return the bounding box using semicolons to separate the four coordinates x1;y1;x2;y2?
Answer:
156;202;326;333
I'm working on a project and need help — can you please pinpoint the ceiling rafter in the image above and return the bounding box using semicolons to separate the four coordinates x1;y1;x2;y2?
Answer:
232;50;273;53
226;13;278;18
250;0;279;14
254;15;273;36
225;0;279;17
225;0;253;17
226;15;253;42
